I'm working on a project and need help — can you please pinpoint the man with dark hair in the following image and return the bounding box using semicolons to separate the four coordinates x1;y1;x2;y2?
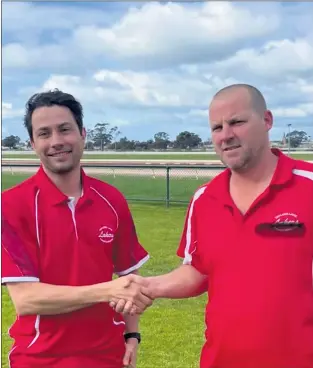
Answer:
24;89;84;141
113;84;313;368
1;89;152;368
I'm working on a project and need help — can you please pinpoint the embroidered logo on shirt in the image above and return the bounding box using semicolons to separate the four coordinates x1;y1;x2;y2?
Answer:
273;212;300;232
98;226;114;243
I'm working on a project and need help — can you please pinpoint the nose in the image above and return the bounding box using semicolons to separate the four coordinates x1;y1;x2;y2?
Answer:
50;131;64;148
220;124;235;142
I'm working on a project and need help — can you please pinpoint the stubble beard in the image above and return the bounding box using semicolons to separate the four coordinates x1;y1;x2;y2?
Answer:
221;149;253;172
45;155;80;175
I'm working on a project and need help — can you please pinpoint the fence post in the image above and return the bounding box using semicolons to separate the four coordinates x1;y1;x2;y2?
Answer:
166;167;170;208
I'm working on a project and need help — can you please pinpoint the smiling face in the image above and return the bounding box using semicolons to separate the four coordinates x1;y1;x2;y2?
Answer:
209;88;273;172
31;105;86;175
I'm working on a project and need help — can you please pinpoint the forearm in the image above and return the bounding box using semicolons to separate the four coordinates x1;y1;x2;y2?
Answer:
7;281;111;316
148;265;207;299
124;313;140;333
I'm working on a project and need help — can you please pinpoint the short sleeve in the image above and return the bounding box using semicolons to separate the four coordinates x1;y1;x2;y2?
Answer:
176;187;207;275
113;198;149;276
1;216;39;284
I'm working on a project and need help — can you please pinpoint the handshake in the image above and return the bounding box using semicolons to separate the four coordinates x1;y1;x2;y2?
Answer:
108;274;155;315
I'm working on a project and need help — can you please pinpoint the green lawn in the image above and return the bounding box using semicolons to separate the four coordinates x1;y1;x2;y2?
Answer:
1;174;207;368
2;171;212;205
3;152;313;161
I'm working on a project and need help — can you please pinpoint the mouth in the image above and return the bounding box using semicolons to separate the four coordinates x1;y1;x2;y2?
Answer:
223;145;241;152
48;150;72;157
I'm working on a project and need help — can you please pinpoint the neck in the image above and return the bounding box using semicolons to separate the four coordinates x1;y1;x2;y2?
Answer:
230;148;278;187
43;165;82;198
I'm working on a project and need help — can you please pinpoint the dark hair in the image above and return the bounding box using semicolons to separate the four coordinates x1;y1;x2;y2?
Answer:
24;89;84;141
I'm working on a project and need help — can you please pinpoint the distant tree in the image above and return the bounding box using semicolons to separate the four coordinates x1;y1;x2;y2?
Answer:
92;123;119;150
286;130;310;148
2;135;21;149
203;139;212;146
85;129;95;150
115;137;136;151
134;140;152;150
174;131;202;149
111;126;121;151
154;132;170;150
146;139;154;150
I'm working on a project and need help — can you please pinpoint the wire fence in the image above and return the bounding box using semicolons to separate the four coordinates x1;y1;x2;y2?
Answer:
2;164;226;206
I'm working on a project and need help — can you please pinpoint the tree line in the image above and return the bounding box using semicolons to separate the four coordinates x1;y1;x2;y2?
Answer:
1;123;311;150
85;123;205;151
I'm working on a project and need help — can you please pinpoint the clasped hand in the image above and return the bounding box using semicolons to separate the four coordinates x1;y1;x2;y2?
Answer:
109;274;153;315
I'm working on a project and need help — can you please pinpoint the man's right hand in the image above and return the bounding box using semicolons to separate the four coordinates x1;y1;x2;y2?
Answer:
108;274;152;315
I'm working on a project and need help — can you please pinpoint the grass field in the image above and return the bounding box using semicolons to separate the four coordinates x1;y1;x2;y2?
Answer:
1;174;207;368
2;171;211;205
3;152;313;161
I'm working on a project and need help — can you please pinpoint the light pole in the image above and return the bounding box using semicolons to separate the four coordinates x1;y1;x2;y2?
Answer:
287;123;292;156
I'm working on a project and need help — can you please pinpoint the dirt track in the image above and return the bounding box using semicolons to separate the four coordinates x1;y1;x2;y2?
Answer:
2;158;223;166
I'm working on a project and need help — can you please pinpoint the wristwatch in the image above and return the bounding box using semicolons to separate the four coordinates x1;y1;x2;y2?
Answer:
124;332;141;344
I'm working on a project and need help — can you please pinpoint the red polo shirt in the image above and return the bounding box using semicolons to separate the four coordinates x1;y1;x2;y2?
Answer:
2;166;149;368
178;149;313;368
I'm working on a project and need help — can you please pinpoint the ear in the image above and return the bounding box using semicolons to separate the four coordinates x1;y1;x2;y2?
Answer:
81;127;86;140
30;139;40;158
264;110;273;131
30;139;35;151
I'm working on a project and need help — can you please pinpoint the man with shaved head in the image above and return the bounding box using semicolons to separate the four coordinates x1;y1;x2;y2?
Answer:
210;84;270;172
112;84;313;368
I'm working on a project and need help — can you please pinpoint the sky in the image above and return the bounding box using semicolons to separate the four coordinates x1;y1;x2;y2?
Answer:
2;1;313;142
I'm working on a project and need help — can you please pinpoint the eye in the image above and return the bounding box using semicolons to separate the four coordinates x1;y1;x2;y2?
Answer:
61;127;71;133
231;120;244;126
38;131;48;137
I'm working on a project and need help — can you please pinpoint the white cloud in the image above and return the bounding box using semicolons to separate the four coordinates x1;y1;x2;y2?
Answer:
273;107;307;118
188;109;208;118
41;69;234;109
293;79;313;95
73;2;280;65
273;103;313;118
3;43;72;69
214;37;313;78
2;44;30;68
177;102;313;122
3;2;282;71
42;75;82;93
2;2;113;35
2;102;24;119
2;2;313;141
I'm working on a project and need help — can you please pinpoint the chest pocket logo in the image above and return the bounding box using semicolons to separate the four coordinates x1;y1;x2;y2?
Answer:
255;212;305;236
273;212;301;232
98;226;115;243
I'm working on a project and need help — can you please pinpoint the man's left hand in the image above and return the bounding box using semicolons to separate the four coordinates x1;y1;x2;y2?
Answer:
123;338;139;367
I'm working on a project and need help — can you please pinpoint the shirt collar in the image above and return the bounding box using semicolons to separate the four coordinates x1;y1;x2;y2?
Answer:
269;148;296;186
208;148;296;204
34;165;92;206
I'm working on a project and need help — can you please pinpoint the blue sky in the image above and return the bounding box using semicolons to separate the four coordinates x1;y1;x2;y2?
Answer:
2;1;313;142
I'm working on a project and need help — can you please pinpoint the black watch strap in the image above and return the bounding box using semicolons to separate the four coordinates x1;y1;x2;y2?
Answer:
124;332;141;344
